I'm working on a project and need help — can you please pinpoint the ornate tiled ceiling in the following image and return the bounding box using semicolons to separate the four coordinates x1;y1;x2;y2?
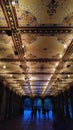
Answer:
16;0;73;25
0;0;73;97
0;5;8;27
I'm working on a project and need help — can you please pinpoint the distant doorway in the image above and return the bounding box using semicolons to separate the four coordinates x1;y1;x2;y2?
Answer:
44;98;52;110
24;98;32;110
23;98;32;119
34;98;42;109
44;98;53;120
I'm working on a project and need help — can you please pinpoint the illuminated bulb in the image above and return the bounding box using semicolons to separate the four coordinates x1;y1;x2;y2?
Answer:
30;77;32;80
59;54;62;58
48;78;50;81
12;1;15;6
64;44;67;49
44;86;47;89
56;62;59;66
68;74;70;78
22;77;24;80
10;74;13;77
46;82;48;86
3;65;6;69
30;77;34;80
22;45;24;48
53;68;55;71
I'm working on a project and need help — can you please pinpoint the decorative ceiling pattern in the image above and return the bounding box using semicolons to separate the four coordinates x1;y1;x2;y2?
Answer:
17;0;73;25
0;5;8;27
16;8;38;26
0;0;73;97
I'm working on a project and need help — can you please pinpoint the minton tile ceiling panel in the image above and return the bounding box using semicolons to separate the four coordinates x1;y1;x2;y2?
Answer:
0;4;8;27
15;0;73;26
0;34;15;58
21;34;70;59
0;0;73;96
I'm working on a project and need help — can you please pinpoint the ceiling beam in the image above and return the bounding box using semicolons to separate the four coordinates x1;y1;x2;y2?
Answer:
0;72;73;74
0;58;73;62
0;25;73;35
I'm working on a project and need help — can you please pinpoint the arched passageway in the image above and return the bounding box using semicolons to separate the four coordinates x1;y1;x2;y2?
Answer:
44;98;52;110
34;98;42;109
43;98;53;119
24;98;32;110
23;98;32;119
23;97;53;120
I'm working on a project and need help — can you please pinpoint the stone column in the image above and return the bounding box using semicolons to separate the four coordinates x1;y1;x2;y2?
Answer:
64;91;70;119
8;90;13;119
0;87;6;121
69;87;73;119
0;83;3;113
61;93;65;116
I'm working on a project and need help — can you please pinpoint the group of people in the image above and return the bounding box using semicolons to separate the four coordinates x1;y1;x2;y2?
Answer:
31;107;49;118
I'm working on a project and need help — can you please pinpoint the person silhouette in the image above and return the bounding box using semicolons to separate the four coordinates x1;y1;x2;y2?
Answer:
38;108;41;118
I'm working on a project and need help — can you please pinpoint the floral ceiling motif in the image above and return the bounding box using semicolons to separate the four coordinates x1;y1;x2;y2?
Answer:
63;12;73;25
47;0;59;19
16;8;38;44
21;10;37;26
57;12;73;44
16;6;38;26
22;34;37;44
0;5;8;26
0;0;73;96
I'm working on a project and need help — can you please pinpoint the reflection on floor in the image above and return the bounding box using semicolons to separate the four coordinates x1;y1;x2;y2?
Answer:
0;110;54;130
24;109;53;121
0;110;73;130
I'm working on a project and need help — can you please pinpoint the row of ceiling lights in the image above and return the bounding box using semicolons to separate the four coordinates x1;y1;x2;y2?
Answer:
2;65;26;80
42;43;70;94
2;29;68;94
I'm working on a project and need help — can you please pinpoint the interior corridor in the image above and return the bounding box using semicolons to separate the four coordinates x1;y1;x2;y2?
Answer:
0;110;73;130
0;0;73;130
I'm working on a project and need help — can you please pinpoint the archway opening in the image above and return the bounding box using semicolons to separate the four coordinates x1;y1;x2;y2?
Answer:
24;98;32;110
44;98;53;119
23;98;32;119
33;98;42;118
34;98;42;109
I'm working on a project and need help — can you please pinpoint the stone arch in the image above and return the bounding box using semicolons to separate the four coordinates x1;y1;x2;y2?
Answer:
44;97;53;110
23;97;32;110
33;97;42;109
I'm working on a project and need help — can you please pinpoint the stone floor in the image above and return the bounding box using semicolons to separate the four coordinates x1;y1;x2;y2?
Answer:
0;110;55;130
0;110;73;130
